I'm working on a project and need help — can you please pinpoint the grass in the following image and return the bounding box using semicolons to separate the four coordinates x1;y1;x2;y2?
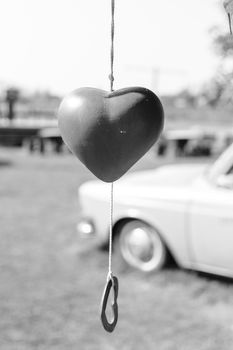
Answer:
0;147;233;349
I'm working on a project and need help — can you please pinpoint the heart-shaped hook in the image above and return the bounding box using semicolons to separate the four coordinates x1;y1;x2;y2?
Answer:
100;275;119;332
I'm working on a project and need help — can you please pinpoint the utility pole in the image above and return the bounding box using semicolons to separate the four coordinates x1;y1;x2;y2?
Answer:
6;88;19;121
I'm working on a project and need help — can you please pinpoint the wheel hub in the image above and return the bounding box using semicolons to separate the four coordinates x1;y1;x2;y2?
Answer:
120;224;165;272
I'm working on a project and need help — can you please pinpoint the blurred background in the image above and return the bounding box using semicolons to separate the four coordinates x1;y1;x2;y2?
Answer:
1;0;233;349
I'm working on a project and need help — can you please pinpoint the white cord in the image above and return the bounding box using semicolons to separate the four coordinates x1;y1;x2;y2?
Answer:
107;0;115;280
108;182;114;279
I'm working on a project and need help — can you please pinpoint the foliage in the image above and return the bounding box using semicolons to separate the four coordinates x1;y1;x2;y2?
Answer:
214;32;233;58
197;30;233;109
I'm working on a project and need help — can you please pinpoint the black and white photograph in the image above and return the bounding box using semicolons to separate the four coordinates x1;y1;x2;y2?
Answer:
1;0;233;349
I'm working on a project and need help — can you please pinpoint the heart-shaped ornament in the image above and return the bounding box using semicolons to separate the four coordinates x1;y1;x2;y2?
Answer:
58;87;164;182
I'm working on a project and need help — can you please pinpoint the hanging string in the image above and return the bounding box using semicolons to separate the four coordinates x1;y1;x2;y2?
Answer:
100;0;118;333
228;13;233;35
108;182;114;277
108;0;115;280
109;0;115;93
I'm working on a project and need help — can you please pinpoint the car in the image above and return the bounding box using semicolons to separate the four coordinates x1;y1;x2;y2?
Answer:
77;143;233;277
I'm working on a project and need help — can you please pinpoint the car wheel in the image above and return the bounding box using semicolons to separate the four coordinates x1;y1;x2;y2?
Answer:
115;220;167;272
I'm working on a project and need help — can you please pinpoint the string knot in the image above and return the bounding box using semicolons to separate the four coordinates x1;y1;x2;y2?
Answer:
107;271;113;282
108;74;114;83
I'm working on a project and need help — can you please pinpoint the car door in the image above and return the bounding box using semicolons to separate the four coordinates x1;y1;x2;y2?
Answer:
189;169;233;275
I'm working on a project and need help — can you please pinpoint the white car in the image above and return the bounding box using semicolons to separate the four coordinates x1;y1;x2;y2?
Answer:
77;143;233;277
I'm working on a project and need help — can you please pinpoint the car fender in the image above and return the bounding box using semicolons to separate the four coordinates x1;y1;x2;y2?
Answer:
112;199;192;269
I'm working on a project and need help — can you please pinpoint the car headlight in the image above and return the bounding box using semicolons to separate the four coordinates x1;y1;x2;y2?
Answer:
76;218;95;237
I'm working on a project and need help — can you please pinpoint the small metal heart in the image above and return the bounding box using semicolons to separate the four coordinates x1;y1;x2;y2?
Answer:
100;275;119;333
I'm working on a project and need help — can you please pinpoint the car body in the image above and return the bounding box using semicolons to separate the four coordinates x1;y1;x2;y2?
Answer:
77;143;233;277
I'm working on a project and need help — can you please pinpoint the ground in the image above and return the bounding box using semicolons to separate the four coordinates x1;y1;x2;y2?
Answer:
1;148;233;350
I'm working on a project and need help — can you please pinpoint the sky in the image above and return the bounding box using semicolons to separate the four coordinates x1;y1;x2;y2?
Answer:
0;0;228;95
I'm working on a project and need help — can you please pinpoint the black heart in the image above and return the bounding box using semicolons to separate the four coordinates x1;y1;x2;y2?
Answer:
58;87;164;182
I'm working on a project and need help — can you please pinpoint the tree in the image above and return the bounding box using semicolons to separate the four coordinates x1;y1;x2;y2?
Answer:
214;32;233;58
200;30;233;107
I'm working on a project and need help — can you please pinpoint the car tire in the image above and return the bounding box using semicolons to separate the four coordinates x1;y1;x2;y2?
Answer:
114;220;167;273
